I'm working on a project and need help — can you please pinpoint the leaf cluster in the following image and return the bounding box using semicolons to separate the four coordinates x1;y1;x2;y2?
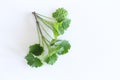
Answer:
25;8;71;67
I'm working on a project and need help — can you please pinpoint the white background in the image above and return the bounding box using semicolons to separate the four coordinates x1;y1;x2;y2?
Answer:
0;0;120;80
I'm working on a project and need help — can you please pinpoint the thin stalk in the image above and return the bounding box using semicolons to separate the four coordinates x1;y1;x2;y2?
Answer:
36;13;54;20
32;12;56;49
36;15;58;33
32;11;44;46
39;23;51;43
36;15;53;30
43;37;49;46
32;12;41;44
36;15;59;38
36;25;41;44
37;23;47;46
40;25;53;39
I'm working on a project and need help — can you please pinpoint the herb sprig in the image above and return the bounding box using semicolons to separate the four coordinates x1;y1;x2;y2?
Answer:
25;8;71;67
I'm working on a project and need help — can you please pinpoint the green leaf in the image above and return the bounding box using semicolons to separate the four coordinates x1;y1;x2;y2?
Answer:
50;39;71;55
29;44;43;56
49;39;65;56
58;24;64;34
56;40;71;55
53;22;64;35
45;54;58;65
52;8;68;22
62;19;71;30
53;19;71;36
25;53;43;67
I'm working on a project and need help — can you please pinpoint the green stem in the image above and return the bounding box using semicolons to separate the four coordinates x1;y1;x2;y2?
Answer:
36;25;41;44
40;25;53;39
36;13;54;20
32;12;54;50
36;15;59;40
37;16;58;35
38;23;51;43
36;15;53;30
32;12;45;46
43;37;49;47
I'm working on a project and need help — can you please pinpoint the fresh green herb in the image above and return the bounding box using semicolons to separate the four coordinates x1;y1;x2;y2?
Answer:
25;53;43;67
29;44;43;56
25;8;71;67
52;8;68;22
45;54;58;65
